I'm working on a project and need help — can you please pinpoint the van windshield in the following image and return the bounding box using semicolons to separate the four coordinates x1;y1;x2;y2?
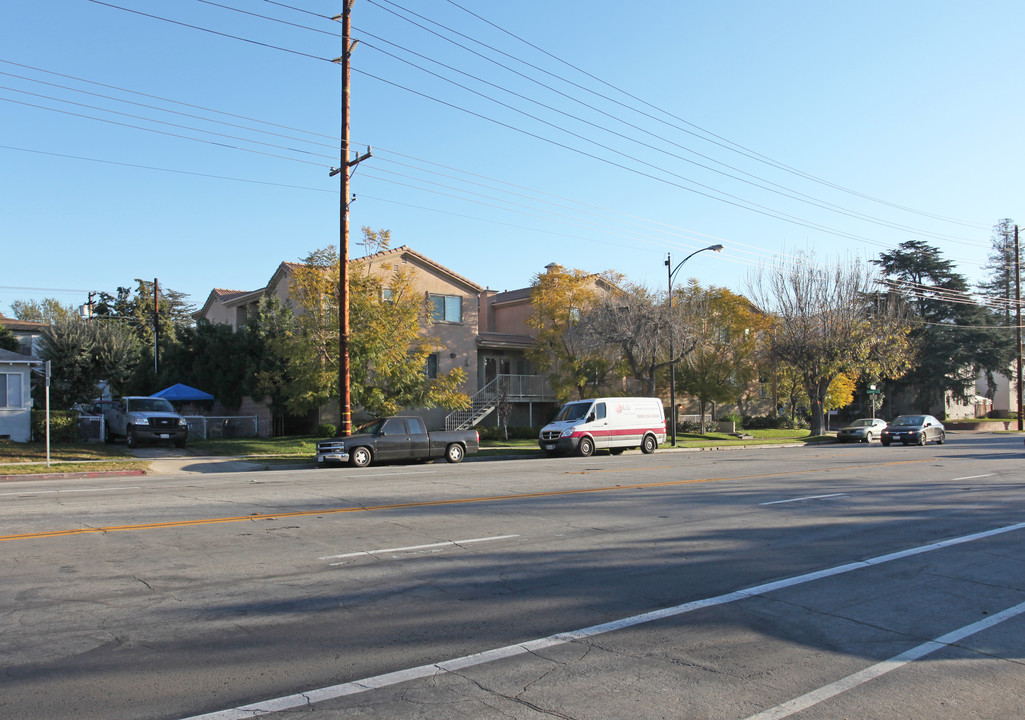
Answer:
555;401;592;422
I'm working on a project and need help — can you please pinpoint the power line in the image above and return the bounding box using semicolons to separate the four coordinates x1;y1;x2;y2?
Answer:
77;1;1000;256
0;144;334;193
439;0;989;231
86;0;332;63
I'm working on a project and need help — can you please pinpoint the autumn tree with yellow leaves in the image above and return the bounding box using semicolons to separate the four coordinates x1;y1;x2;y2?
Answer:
275;229;469;418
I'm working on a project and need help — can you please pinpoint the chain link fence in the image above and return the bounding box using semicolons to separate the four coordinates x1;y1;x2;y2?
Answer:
182;416;259;440
77;414;105;443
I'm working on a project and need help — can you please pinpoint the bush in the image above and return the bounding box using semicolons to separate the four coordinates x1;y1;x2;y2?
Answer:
31;410;79;443
477;425;540;441
677;419;717;434
316;423;337;438
743;414;809;430
719;412;743;429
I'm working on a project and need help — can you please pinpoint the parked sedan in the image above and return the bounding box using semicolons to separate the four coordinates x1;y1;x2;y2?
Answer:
880;415;945;446
836;417;888;443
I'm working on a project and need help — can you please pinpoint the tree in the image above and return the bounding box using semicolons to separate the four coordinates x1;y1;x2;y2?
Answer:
93;280;196;394
527;264;624;401
92;319;143;398
673;282;769;432
579;283;677;397
247;295;298;431
978;219;1019;326
36;316;141;408
748;253;913;436
274;230;470;417
824;372;857;412
874;240;1013;410
9;298;76;324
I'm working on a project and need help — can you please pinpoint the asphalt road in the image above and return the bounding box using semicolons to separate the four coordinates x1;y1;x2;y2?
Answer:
2;434;1024;719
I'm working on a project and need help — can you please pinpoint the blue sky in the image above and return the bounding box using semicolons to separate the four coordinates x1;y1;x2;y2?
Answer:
3;1;1023;317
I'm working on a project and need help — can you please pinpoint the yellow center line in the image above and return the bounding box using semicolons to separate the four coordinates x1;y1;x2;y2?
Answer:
0;458;932;543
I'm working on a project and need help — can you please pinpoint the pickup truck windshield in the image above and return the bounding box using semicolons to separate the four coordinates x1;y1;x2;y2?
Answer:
356;419;385;435
127;398;176;413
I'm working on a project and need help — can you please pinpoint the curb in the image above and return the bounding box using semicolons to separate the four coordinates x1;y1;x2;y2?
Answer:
0;469;147;483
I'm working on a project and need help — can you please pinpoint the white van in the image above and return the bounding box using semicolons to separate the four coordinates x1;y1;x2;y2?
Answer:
539;397;666;457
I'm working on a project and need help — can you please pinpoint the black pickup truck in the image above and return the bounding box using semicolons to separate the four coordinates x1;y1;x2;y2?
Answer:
316;416;479;468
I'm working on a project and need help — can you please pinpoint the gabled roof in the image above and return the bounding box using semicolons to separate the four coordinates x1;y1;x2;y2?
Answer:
358;246;483;294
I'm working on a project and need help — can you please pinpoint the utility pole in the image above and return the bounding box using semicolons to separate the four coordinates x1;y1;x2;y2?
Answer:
331;2;370;436
153;278;160;377
1016;225;1022;431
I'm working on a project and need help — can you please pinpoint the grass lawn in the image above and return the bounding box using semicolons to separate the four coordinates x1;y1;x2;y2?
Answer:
0;441;146;476
190;436;321;458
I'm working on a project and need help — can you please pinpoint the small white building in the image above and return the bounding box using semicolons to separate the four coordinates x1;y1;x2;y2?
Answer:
0;348;39;442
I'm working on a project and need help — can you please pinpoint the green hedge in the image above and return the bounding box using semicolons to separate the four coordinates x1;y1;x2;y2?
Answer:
477;425;541;441
31;410;79;443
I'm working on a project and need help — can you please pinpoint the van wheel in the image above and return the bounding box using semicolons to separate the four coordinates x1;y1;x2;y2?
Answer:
577;437;595;457
641;434;657;454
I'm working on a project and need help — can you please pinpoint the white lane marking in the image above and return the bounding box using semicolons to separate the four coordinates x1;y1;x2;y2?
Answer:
952;473;995;481
760;493;848;506
180;520;1025;720
320;535;520;562
0;486;141;497
743;600;1025;720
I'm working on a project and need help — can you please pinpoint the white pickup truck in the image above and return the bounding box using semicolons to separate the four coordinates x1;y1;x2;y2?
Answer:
103;396;188;449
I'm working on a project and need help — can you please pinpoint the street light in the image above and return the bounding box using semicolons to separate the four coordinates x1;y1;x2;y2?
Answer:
665;244;724;445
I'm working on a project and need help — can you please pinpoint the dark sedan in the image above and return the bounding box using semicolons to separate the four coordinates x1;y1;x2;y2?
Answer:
881;414;945;446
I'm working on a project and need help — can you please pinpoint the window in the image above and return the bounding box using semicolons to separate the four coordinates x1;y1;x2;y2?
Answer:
425;353;438;379
0;373;23;408
381;287;393;303
381;418;405;435
429;294;462;323
406;417;425;435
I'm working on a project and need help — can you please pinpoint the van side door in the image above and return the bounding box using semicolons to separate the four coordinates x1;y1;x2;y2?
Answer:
590;402;610;449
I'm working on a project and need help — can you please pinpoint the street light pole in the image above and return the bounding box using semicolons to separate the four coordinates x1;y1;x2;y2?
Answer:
665;244;724;446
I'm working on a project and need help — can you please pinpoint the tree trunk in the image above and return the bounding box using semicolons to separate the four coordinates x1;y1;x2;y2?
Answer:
809;398;825;436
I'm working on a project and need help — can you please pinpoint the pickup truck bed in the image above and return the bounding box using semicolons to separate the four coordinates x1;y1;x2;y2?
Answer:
316;416;479;467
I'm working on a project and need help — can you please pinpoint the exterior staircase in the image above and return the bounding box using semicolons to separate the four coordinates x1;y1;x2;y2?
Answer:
445;377;501;431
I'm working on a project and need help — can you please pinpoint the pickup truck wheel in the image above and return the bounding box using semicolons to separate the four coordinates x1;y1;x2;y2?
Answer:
640;434;657;454
445;443;465;463
126;427;137;449
577;436;595;457
349;447;372;468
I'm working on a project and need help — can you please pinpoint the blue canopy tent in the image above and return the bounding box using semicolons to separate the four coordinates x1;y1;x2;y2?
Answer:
152;383;214;402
